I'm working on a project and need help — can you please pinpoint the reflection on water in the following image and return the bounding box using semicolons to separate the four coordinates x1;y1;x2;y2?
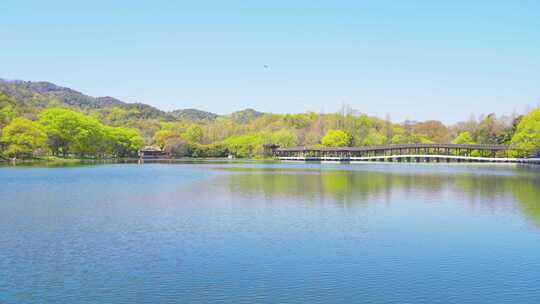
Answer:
1;163;539;303
217;165;540;226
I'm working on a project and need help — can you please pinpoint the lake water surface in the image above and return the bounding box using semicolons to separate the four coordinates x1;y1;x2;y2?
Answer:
1;162;540;303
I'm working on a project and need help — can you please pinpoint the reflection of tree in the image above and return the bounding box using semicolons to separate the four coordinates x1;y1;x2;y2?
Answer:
218;167;540;227
453;174;510;201
221;169;452;204
509;177;540;227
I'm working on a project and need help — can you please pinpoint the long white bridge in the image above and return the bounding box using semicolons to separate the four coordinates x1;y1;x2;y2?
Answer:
279;154;540;164
271;144;540;164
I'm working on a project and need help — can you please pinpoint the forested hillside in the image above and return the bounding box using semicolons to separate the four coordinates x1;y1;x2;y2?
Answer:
0;79;538;160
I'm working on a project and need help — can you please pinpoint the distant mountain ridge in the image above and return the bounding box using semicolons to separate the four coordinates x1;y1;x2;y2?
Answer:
0;79;125;108
0;78;265;123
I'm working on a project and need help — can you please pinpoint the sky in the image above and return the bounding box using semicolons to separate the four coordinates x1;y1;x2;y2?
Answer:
1;0;539;123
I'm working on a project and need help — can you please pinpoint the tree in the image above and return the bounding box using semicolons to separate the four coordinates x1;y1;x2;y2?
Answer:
107;127;144;157
38;108;115;157
224;134;262;158
362;130;386;146
0;95;16;128
36;107;143;158
1;117;47;158
301;115;325;145
153;129;177;149
476;113;505;144
271;129;297;148
352;114;372;146
511;108;540;155
163;136;189;157
38;108;88;156
497;115;522;144
391;127;433;144
321;129;351;147
383;114;394;145
70;116;108;157
411;120;449;143
452;131;476;145
183;124;204;143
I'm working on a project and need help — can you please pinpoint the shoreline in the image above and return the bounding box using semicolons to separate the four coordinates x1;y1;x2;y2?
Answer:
0;156;279;166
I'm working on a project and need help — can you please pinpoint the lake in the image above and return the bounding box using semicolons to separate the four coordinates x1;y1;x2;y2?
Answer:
1;162;540;303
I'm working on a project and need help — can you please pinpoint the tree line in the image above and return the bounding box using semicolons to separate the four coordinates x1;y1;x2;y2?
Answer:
1;93;539;159
1;95;144;159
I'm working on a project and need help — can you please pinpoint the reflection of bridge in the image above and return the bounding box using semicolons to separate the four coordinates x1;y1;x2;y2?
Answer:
272;144;540;164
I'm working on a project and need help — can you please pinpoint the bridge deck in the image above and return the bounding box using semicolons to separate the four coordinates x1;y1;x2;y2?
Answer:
272;144;537;163
279;154;540;164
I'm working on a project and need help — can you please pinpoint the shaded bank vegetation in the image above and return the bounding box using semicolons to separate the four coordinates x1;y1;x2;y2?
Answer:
1;79;539;159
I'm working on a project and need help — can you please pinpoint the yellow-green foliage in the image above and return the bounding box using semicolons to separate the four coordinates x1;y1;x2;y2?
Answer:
183;124;204;143
511;108;540;156
321;130;351;147
106;127;145;157
224;134;262;158
1;117;47;158
452;132;476;145
37;108;143;158
153;129;177;149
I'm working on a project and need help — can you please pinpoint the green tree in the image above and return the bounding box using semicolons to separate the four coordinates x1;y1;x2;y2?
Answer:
0;94;17;127
391;129;433;144
153;129;177;149
511;108;540;156
38;108;111;157
183;124;204;143
0;105;16;126
356;130;386;146
1;117;47;158
36;108;144;158
224;134;262;158
452;131;476;144
70;116;108;157
39;108;87;156
321;129;351;147
271;129;297;148
451;131;478;156
107;127;144;157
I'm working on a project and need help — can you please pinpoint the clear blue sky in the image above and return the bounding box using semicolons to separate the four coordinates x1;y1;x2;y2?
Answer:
1;0;539;123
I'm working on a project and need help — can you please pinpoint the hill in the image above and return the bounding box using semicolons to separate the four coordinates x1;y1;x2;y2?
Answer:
229;108;264;124
0;79;124;109
0;78;264;123
170;108;218;122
